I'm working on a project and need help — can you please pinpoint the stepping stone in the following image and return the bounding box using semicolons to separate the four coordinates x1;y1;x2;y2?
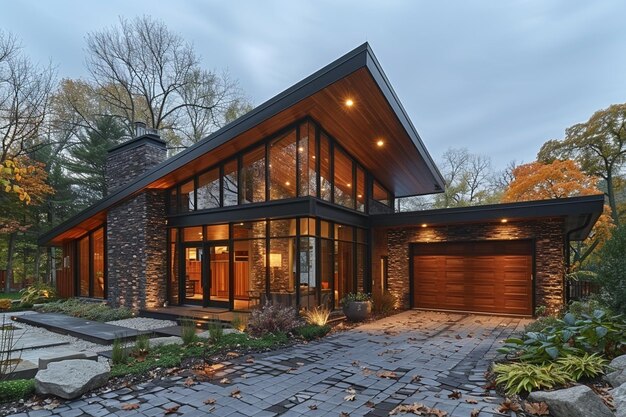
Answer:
39;350;99;369
35;359;110;400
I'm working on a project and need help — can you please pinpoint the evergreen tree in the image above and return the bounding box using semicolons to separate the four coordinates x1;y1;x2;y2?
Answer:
64;116;126;203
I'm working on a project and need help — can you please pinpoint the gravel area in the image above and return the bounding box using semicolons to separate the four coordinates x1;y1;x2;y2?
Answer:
105;317;176;331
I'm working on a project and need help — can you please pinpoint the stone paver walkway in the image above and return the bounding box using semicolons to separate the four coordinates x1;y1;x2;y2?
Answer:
8;311;529;417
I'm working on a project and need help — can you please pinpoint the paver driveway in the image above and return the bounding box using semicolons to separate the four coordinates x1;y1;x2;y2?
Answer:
10;311;529;417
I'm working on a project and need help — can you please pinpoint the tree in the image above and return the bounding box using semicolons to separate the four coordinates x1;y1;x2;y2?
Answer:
593;224;626;314
64;115;125;202
85;15;250;147
503;159;613;267
538;103;626;226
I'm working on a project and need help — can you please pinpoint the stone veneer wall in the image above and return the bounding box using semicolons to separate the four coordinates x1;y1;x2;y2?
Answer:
384;219;565;315
107;190;167;309
105;139;166;192
105;136;167;309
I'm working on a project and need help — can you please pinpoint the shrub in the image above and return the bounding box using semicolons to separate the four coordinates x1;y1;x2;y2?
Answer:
0;299;11;310
372;291;397;314
37;299;132;321
568;298;611;318
296;324;330;340
19;283;56;305
231;313;247;332
557;353;607;380
302;305;331;326
180;318;197;345
111;339;129;365
18;302;33;310
594;225;626;314
524;315;560;333
340;292;372;304
493;362;572;395
133;334;150;356
0;379;35;403
207;320;223;344
247;302;301;337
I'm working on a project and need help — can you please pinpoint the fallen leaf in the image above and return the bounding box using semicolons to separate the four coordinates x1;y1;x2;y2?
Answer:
308;404;318;410
340;412;350;417
497;399;522;413
455;334;462;340
524;401;549;416
203;398;216;405
470;409;480;417
121;403;140;410
184;377;195;387
226;352;239;358
245;356;255;363
465;398;478;404
365;401;375;408
377;370;398;379
448;390;462;399
344;394;356;401
219;377;231;384
230;389;242;399
164;405;180;415
351;360;360;367
410;375;422;383
296;362;304;366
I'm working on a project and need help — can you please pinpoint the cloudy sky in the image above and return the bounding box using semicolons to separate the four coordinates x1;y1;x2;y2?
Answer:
2;0;626;169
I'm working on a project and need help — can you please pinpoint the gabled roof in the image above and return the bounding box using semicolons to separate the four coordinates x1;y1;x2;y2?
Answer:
39;43;444;245
370;194;606;241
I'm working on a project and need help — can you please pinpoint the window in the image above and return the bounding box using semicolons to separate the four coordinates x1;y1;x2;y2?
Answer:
223;160;238;206
169;229;179;305
333;147;355;209
298;122;317;197
76;227;105;299
180;179;195;212
183;226;203;241
373;180;391;206
356;167;365;212
269;129;297;200
240;145;266;204
319;133;331;201
197;168;220;210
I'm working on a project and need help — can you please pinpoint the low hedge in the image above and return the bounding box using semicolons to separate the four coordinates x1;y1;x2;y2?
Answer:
0;379;35;403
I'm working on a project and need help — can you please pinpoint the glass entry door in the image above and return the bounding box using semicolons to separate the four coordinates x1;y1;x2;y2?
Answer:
182;243;230;308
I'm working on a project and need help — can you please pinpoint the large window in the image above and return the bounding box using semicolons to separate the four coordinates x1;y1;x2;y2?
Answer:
76;227;105;299
166;119;393;214
168;218;367;311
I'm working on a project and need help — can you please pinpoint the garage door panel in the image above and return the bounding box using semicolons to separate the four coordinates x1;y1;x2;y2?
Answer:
412;241;532;316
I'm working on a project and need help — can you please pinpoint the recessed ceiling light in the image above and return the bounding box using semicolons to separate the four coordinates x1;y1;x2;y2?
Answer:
298;147;304;152
376;139;384;147
285;181;290;186
312;155;316;159
501;219;508;223
357;194;362;198
347;183;351;187
345;99;354;107
421;223;427;228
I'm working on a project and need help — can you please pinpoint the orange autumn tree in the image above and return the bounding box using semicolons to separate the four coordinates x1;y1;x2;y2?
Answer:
503;159;613;268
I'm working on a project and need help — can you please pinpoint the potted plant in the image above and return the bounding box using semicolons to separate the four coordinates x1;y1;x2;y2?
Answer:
341;292;372;322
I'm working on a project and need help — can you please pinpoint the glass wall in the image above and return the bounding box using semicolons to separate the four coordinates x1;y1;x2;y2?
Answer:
168;218;367;311
166;119;394;215
76;227;105;299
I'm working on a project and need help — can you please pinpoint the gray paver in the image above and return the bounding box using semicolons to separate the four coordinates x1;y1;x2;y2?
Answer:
7;311;529;417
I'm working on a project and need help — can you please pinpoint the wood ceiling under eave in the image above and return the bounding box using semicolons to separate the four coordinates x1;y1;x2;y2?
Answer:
147;68;440;197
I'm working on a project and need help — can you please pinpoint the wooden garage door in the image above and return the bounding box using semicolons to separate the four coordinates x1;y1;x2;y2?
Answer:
412;241;533;316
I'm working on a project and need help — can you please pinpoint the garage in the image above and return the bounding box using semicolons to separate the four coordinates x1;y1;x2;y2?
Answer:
411;240;533;316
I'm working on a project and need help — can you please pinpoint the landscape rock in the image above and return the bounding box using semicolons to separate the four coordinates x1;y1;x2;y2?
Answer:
35;359;110;399
6;359;38;380
527;385;614;417
197;328;242;339
148;336;183;348
606;355;626;387
614;382;626;417
38;350;98;369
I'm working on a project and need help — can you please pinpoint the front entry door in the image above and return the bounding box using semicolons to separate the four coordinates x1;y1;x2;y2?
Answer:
182;242;230;308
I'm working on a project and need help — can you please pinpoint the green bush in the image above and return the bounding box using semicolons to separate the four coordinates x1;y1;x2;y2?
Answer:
19;283;56;304
296;324;330;340
231;313;247;332
594;225;626;314
372;291;397;314
207;321;223;344
340;292;372;304
111;339;129;365
180;318;197;345
524;315;561;333
493;362;572;395
0;379;35;403
556;353;607;380
133;334;150;356
37;299;132;321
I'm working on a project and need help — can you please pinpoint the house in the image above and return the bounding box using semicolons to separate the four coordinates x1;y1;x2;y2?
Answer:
39;43;604;317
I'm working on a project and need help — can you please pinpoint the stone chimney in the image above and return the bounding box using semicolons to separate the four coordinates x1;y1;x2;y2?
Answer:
105;121;167;193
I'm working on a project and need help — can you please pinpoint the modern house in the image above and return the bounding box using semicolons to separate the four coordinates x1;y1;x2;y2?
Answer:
39;43;604;317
